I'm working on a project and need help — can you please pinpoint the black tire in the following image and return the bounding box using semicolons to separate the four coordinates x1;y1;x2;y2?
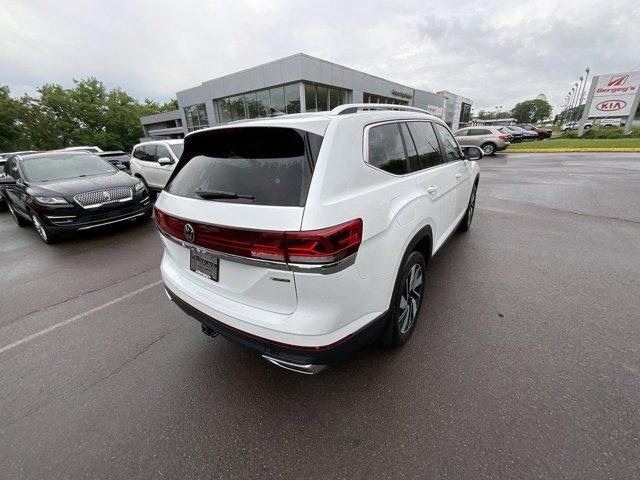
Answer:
31;212;58;244
458;182;477;232
390;251;426;347
7;201;29;227
481;142;496;156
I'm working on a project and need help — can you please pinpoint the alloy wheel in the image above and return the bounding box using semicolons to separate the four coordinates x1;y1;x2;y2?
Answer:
398;264;423;334
8;201;15;219
482;144;495;155
32;214;48;242
467;187;477;227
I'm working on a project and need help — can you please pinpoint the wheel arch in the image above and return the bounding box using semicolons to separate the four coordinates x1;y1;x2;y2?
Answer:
378;223;433;346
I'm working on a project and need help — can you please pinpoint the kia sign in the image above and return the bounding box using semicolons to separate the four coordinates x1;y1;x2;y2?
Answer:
595;100;627;112
587;71;640;117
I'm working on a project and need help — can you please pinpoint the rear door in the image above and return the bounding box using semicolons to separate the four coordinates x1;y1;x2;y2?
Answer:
433;123;470;227
156;125;323;314
400;121;453;248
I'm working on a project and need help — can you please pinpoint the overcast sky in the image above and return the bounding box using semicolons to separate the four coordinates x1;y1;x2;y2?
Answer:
1;0;638;113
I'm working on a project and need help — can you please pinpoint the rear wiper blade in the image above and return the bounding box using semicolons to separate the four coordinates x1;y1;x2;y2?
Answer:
195;188;254;200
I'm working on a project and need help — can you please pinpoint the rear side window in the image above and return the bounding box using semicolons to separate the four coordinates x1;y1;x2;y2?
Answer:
133;146;155;162
455;129;467;137
407;122;443;171
367;123;409;175
167;127;317;207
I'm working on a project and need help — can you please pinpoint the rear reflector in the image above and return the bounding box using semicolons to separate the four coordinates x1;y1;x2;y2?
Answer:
155;209;362;265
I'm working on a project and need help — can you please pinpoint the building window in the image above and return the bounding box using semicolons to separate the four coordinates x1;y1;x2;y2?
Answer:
363;92;408;106
270;86;286;113
284;84;300;114
183;103;209;132
303;83;350;112
214;83;302;122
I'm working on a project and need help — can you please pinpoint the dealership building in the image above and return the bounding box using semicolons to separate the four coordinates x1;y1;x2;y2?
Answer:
140;53;468;140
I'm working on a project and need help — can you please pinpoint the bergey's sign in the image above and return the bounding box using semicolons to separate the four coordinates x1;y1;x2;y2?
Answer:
588;71;640;118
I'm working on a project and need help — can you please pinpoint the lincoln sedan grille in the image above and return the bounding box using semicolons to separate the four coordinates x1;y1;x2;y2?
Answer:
74;187;133;208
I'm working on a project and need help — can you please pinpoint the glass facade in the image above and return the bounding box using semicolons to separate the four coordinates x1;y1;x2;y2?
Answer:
212;81;351;123
363;92;408;105
215;83;301;123
183;103;209;132
303;83;349;112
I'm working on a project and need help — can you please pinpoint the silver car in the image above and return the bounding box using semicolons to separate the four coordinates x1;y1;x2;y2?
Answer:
454;127;510;155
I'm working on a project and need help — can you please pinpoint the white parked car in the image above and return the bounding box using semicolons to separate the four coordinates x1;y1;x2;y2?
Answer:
62;146;104;153
561;122;592;131
130;140;184;195
155;104;481;374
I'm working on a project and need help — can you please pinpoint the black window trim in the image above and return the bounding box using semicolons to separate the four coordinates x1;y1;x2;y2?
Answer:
363;119;455;177
432;122;465;164
363;120;411;177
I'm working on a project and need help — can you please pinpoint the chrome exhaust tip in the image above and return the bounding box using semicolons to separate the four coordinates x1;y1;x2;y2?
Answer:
262;354;327;375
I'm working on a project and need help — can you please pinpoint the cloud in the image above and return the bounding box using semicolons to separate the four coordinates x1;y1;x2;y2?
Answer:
1;0;638;113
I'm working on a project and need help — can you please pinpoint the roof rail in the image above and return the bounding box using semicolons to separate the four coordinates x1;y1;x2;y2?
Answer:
331;103;431;116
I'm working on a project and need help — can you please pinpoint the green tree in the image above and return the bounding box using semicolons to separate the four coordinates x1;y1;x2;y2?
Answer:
1;78;177;153
0;85;21;151
511;96;552;123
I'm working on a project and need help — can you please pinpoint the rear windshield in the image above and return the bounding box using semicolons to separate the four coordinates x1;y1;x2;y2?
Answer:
166;127;319;207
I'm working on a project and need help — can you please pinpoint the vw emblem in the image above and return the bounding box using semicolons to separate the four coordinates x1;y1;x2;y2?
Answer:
103;191;111;201
184;223;195;243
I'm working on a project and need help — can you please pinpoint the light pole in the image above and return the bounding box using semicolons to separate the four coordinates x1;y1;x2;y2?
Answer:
576;67;590;122
567;86;576;123
569;82;579;122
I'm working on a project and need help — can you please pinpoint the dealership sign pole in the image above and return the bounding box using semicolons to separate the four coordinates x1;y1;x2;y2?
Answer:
578;71;640;136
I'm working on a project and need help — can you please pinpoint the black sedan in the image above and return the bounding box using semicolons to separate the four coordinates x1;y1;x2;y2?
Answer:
0;151;151;243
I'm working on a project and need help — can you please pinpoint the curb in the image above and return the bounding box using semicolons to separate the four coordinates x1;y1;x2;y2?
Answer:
505;148;640;153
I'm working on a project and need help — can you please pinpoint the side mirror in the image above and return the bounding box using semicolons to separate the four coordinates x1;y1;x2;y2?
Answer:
158;157;172;166
115;164;127;171
465;146;483;161
0;176;16;186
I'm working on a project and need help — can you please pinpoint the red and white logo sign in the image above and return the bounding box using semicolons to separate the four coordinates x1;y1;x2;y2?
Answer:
595;100;627;112
590;71;640;117
608;75;628;87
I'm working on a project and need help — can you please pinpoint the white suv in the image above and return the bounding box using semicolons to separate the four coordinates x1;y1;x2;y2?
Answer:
130;140;184;195
155;104;481;374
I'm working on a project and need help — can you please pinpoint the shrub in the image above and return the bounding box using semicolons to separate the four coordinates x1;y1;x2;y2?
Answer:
561;131;579;138
583;127;623;139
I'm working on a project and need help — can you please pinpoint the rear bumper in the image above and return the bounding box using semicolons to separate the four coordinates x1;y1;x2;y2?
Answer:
165;285;389;367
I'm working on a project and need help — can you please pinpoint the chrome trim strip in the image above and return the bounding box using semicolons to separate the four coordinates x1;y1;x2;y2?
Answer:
45;215;76;219
158;229;356;274
261;354;327;375
288;253;357;275
77;211;146;230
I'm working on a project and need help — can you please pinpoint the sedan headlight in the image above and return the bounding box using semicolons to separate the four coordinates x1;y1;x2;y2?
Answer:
35;196;69;205
134;181;146;193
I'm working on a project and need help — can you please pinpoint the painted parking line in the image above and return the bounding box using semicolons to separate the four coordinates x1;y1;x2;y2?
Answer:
0;280;163;355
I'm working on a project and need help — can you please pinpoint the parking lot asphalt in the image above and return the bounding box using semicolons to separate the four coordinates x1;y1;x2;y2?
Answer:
1;153;639;479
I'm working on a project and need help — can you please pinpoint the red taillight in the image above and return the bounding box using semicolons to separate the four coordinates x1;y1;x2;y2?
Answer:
498;134;509;140
156;209;363;265
285;219;363;264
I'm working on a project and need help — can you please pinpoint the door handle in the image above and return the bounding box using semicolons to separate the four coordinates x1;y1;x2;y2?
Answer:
426;185;438;195
455;173;463;181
